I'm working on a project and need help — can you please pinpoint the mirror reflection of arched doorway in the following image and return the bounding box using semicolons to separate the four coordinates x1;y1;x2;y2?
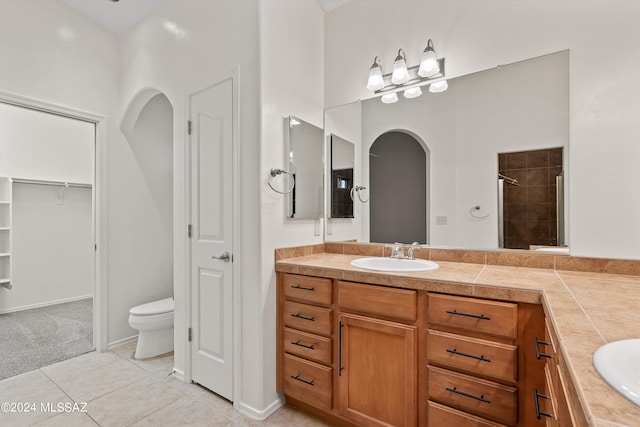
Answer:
369;131;428;243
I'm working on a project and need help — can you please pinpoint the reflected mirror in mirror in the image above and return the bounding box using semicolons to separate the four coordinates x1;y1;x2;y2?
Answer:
286;115;324;220
330;134;354;218
323;50;569;250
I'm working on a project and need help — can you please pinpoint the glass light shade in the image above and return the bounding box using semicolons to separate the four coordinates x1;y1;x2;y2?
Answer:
381;92;398;104
366;61;385;91
418;50;439;77
403;86;422;99
391;50;409;85
429;80;448;93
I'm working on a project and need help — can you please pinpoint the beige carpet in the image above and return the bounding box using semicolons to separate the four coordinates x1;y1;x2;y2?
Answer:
0;298;93;379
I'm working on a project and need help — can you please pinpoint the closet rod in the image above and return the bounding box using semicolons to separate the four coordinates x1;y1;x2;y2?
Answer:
11;178;92;188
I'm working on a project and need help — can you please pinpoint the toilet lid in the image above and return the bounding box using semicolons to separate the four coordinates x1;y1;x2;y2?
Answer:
130;297;174;316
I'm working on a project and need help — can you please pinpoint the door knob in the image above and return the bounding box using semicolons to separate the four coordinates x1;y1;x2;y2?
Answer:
212;251;231;262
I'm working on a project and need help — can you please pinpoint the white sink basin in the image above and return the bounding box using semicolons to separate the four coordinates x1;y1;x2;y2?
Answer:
350;257;439;272
593;339;640;407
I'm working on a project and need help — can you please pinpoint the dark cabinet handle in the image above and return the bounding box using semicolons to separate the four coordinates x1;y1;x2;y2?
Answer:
339;321;344;376
291;340;315;350
446;386;491;404
291;284;315;291
291;313;315;321
290;374;315;386
534;388;553;419
535;337;552;360
446;348;491;363
445;309;491;321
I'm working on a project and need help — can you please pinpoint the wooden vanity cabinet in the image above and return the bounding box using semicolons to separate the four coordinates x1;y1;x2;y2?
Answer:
426;293;547;427
535;318;588;427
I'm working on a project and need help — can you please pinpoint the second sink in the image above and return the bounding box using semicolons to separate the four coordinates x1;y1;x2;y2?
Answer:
350;257;439;272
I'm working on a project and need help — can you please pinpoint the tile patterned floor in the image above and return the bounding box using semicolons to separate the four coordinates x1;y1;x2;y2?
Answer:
0;341;332;427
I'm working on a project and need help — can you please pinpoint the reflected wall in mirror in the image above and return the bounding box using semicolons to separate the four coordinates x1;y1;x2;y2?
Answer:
330;134;354;218
286;115;324;219
324;50;569;250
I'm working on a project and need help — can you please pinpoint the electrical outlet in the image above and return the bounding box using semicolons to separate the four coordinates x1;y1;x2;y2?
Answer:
314;219;321;236
436;216;447;225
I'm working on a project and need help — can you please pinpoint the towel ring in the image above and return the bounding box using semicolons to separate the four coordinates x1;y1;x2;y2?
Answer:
469;205;489;219
350;185;369;203
268;168;295;194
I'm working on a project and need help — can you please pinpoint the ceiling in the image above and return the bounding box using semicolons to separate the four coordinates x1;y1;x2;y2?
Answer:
62;0;351;35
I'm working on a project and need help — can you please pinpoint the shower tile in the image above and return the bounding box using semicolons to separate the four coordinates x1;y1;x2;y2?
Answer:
86;376;184;427
506;152;526;169
550;147;563;167
526;150;550;168
549;166;563;184
526;168;548;186
0;370;72;426
528;185;549;203
528;203;551;221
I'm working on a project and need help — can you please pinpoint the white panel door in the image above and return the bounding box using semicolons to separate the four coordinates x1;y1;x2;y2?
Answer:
190;77;234;400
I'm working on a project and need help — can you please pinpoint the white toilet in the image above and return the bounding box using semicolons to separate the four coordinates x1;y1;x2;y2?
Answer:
128;297;174;359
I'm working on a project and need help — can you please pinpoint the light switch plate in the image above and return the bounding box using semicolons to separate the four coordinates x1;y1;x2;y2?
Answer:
436;216;447;225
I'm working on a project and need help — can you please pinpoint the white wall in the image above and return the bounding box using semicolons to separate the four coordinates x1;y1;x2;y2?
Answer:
260;0;325;414
325;0;640;259
1;184;93;313
112;93;173;338
360;51;569;249
118;0;264;414
0;103;94;183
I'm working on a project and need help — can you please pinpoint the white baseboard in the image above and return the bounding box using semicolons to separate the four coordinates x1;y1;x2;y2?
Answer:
235;397;284;421
172;368;185;382
0;294;93;315
106;335;138;350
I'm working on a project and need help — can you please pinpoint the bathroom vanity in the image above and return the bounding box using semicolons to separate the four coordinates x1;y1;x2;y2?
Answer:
275;244;640;427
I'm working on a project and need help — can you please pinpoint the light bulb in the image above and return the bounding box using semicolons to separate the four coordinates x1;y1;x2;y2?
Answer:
366;57;385;91
381;92;398;104
391;49;409;85
418;39;439;77
403;86;422;99
429;80;448;93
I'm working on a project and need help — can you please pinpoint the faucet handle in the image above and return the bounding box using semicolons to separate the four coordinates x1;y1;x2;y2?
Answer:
407;242;421;260
391;242;405;259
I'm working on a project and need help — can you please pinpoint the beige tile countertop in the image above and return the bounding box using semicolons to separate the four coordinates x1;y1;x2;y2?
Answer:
275;251;640;427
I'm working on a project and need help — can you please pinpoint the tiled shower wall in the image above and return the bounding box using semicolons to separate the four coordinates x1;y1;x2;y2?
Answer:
499;147;563;249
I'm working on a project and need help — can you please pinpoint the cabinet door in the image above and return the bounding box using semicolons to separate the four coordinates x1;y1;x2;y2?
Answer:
338;313;417;427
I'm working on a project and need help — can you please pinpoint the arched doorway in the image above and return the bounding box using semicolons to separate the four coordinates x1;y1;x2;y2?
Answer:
369;131;428;243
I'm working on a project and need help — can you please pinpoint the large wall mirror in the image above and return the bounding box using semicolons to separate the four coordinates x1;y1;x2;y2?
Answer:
286;115;324;219
323;50;570;251
329;134;355;219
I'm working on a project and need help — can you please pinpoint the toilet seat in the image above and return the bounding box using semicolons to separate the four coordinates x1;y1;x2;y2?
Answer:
129;297;174;316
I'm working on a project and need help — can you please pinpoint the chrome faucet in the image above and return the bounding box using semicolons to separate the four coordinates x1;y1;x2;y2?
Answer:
407;242;421;260
391;243;405;259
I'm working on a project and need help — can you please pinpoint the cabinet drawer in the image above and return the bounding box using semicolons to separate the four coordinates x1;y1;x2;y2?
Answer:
283;301;332;336
283;354;332;410
338;281;417;322
428;366;517;426
283;274;332;306
428;294;518;339
427;330;518;383
283;327;332;365
427;401;508;427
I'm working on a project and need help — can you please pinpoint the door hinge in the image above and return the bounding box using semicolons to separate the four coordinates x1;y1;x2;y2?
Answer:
188;224;192;238
188;327;192;342
187;120;192;135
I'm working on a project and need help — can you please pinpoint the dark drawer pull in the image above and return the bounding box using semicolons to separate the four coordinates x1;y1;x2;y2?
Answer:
534;388;553;419
446;309;491;321
291;284;315;291
446;386;491;404
290;374;315;386
534;337;552;360
291;313;315;321
291;340;315;350
446;348;491;363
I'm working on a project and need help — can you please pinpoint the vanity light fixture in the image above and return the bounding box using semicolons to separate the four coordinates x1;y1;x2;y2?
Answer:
366;57;385;91
367;39;447;103
391;49;410;84
381;92;399;104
